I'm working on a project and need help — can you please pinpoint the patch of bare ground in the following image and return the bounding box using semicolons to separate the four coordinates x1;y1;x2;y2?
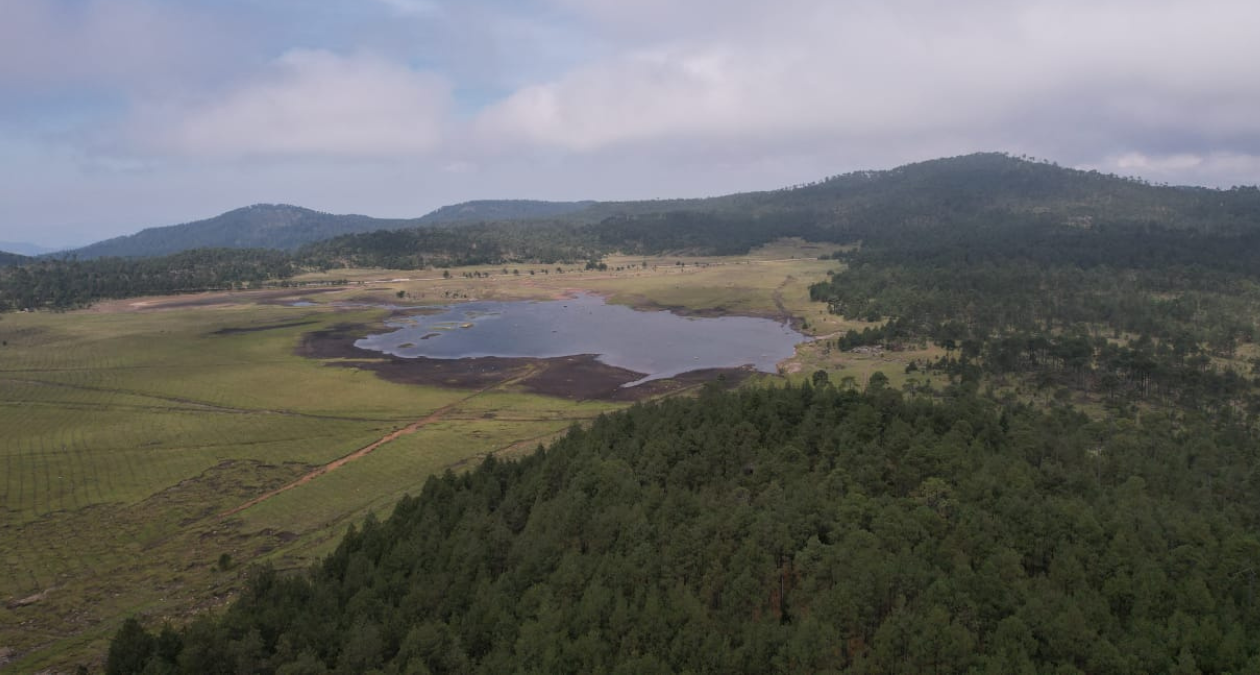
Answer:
89;286;344;313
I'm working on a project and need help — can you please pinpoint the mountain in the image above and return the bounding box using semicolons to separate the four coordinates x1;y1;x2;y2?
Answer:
0;250;29;267
416;199;596;225
67;204;421;259
64;201;598;260
64;153;1260;262
571;152;1260;227
0;241;64;256
304;154;1260;269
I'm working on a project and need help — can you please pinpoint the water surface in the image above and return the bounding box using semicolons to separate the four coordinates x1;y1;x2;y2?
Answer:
354;293;806;385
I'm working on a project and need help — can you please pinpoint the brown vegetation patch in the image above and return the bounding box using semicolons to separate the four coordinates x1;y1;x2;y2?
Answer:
293;322;376;359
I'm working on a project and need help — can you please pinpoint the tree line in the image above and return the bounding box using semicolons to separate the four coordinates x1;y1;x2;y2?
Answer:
0;248;296;311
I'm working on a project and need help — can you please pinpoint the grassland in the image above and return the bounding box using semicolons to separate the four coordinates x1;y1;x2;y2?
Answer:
0;239;904;672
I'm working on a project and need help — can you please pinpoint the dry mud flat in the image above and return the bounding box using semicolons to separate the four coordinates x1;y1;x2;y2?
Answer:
297;322;752;401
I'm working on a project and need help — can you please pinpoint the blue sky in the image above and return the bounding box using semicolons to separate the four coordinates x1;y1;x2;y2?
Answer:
3;0;1259;247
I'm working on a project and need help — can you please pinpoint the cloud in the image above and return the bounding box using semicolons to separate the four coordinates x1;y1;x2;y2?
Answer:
123;50;452;160
0;0;237;93
1087;151;1260;188
6;0;1260;244
475;0;1260;170
373;0;440;16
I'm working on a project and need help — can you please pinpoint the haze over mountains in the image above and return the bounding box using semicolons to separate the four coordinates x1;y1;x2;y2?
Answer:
0;241;65;256
57;200;598;260
64;204;417;259
28;153;1260;263
0;250;29;267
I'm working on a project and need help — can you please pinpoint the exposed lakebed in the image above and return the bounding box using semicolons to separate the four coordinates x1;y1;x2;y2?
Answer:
353;293;806;386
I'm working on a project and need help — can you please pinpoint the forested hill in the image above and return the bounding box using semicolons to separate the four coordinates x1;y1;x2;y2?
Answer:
758;152;1260;227
57;153;1260;262
302;154;1260;268
564;152;1260;229
0;250;29;267
416;199;597;225
67;204;420;259
0;241;59;256
12;153;1260;309
110;382;1260;673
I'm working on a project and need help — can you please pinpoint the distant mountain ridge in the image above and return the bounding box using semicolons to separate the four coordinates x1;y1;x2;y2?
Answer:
63;200;601;259
58;153;1260;260
0;241;64;256
10;153;1260;311
66;204;419;259
416;199;596;225
0;250;29;267
573;152;1259;226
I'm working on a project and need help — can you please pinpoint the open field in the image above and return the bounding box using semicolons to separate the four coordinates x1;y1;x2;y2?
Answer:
0;240;909;671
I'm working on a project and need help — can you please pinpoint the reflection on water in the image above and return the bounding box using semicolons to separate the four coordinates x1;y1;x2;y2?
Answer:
354;293;806;386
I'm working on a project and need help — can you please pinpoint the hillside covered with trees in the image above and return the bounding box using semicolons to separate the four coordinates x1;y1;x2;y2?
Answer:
68;205;422;259
110;382;1260;673
268;153;1260;267
0;250;29;267
9;154;1260;310
0;249;295;311
416;200;597;226
807;165;1260;415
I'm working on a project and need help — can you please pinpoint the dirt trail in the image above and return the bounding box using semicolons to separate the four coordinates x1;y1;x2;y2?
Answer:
771;275;795;323
217;366;537;519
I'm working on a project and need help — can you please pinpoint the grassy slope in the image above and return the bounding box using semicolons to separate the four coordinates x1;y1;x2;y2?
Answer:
0;304;613;670
1;240;846;672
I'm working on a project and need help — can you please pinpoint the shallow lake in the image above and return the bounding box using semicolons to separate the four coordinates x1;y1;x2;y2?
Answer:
354;293;807;385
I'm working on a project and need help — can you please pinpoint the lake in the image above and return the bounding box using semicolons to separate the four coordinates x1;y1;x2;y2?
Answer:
354;293;807;386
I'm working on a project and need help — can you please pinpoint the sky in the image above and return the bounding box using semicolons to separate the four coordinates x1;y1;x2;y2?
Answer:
2;0;1259;247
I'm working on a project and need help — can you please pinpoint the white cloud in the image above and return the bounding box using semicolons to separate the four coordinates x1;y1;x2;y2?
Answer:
373;0;440;16
475;0;1260;169
7;0;1260;243
126;50;451;159
1089;151;1260;187
0;0;237;92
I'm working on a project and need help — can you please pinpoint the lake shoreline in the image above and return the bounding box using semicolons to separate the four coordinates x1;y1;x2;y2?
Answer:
296;320;756;401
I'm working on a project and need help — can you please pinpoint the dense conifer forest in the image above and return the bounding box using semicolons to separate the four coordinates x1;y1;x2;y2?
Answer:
109;382;1260;673
0;249;296;311
806;192;1260;416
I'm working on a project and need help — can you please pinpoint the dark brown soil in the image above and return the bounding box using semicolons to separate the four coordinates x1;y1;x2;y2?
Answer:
294;322;380;359
296;322;751;401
